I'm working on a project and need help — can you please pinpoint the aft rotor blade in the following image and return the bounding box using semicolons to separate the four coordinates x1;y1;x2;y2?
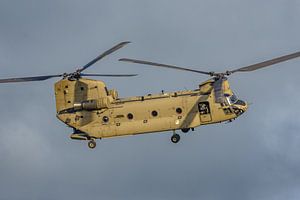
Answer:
213;78;225;103
230;51;300;74
119;58;212;75
0;74;63;83
81;73;137;77
78;41;131;73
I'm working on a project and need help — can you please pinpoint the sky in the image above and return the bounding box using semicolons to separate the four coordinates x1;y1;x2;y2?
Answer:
0;0;300;199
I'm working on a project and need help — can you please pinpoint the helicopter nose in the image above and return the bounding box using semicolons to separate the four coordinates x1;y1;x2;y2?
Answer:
232;100;248;116
241;101;248;112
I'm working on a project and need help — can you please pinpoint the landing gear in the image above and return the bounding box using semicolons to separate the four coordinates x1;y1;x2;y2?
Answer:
88;139;96;149
171;133;180;144
181;128;190;133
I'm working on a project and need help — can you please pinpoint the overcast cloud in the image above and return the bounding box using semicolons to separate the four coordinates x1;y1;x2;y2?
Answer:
0;0;300;200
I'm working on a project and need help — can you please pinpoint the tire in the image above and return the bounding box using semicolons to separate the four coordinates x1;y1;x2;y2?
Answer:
171;134;180;144
88;140;96;149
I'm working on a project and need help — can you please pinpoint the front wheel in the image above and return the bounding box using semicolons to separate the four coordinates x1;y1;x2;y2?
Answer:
171;134;180;144
88;140;96;149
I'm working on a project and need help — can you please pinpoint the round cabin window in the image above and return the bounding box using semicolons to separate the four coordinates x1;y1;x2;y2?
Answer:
127;113;134;120
176;107;182;114
102;116;109;123
151;110;158;117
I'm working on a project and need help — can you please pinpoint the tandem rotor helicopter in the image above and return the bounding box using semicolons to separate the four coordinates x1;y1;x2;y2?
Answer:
1;42;300;149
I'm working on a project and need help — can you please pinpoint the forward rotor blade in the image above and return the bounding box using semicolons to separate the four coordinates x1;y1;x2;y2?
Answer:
119;58;212;75
78;41;131;73
0;74;63;83
81;73;137;77
230;51;300;74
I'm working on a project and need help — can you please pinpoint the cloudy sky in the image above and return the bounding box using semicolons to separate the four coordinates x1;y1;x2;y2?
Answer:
1;0;300;199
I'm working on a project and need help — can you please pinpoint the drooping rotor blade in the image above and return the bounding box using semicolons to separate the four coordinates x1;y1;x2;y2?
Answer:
78;41;131;73
0;74;63;83
213;78;225;103
230;51;300;74
119;58;212;75
81;73;137;77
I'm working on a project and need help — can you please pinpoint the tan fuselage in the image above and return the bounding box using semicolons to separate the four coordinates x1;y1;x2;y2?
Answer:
55;78;247;140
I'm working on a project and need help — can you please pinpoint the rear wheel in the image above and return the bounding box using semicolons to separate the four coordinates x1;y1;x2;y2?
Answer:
171;134;180;144
88;140;96;149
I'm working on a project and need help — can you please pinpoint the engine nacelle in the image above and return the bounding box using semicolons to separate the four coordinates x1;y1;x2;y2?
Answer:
73;97;112;111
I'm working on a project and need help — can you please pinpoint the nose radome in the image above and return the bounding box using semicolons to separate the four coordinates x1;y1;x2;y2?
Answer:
233;100;248;116
238;100;248;113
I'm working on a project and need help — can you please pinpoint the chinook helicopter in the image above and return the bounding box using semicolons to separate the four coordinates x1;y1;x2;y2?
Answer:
1;42;300;149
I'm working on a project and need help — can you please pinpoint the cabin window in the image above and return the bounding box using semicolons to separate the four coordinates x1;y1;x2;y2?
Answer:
80;87;84;91
102;116;109;123
176;107;182;114
127;113;134;120
198;102;211;114
151;110;158;117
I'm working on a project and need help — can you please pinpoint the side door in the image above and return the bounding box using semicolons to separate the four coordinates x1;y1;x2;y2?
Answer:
198;102;212;123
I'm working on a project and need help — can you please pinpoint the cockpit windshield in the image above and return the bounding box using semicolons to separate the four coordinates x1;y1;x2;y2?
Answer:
224;93;246;106
226;93;238;105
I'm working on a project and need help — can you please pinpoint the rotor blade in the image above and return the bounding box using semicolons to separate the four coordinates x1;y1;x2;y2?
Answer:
0;74;63;83
119;58;212;75
78;41;131;73
81;73;137;77
230;51;300;74
213;78;225;103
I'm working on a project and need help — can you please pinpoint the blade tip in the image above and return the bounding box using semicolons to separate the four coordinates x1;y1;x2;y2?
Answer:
121;41;131;45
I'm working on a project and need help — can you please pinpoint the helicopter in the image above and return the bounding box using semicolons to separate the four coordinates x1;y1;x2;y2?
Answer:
0;42;299;149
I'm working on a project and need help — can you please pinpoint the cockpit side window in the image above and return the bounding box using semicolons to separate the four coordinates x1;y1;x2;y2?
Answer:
235;100;246;106
230;94;238;104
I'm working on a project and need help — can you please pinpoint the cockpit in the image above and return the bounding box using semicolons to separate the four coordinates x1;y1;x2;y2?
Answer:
225;93;247;107
223;93;248;116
